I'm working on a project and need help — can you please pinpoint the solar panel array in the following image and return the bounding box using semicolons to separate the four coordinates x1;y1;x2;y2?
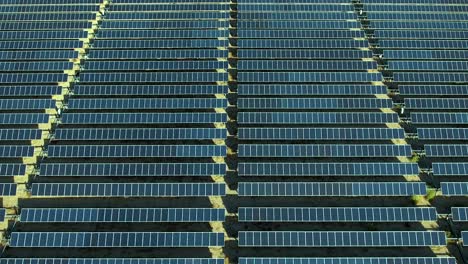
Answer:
1;0;466;262
0;0;228;259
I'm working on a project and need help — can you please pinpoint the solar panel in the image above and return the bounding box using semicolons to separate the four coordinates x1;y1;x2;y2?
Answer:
61;113;227;124
0;99;55;110
364;4;468;12
433;163;468;176
0;5;100;13
73;85;228;96
238;207;437;222
237;13;356;20
54;128;226;140
0;129;41;140
237;21;360;29
40;163;226;177
0;51;78;60
400;85;468;96
463;231;468;246
98;29;229;39
451;207;468;222
105;13;229;20
389;61;468;71
237;4;353;12
238;163;418;176
441;182;468;196
100;21;228;29
88;50;227;60
238;39;367;49
0;13;95;22
20;208;225;222
368;12;468;21
9;232;224;247
238;231;445;247
238;112;398;124
92;40;228;49
0;146;34;158
405;99;468;109
0;114;48;124
376;30;468;40
238;50;372;59
363;0;465;3
0;62;72;72
393;73;468;83
238;30;364;39
0;183;17;196
0;40;82;50
109;4;229;11
238;60;376;71
372;21;468;30
411;113;468;124
418;128;468;140
0;73;67;84
0;86;61;96
0;259;225;264
238;145;412;158
0;22;92;30
0;164;26;176
238;128;404;140
237;85;387;96
67;99;227;109
47;146;226;158
238;72;382;83
384;50;468;60
238;98;392;109
84;61;227;71
238;182;426;196
79;72;228;83
425;145;468;157
239;258;456;264
31;183;226;197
